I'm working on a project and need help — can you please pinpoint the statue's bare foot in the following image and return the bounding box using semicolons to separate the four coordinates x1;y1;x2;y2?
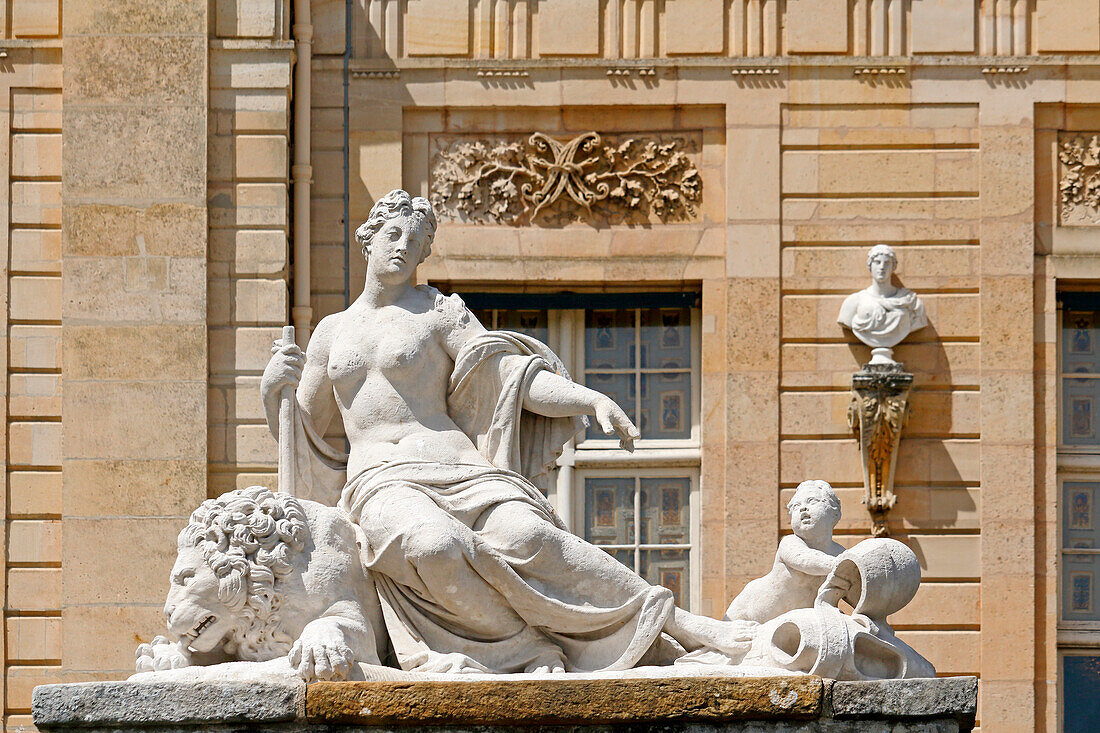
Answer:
664;608;757;661
411;651;490;675
524;652;566;674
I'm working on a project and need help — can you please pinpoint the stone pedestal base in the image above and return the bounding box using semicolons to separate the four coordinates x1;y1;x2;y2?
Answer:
33;675;976;732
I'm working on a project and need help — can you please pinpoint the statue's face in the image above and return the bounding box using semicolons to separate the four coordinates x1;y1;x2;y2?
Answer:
788;489;837;534
163;545;234;653
367;213;431;280
868;254;896;284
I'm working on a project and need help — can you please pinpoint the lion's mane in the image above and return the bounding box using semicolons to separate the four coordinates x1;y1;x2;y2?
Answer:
178;487;308;661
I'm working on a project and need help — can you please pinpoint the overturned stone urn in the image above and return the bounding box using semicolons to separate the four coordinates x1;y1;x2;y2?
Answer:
743;538;935;681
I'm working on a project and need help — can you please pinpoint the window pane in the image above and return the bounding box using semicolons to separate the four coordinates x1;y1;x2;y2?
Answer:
640;307;691;369
585;373;636;440
1064;656;1100;732
641;477;690;545
1064;310;1100;374
1063;554;1100;621
471;308;494;329
641;549;689;608
497;309;548;344
584;477;633;546
585;309;635;370
1064;482;1100;549
640;373;691;439
1063;378;1100;446
1062;482;1100;622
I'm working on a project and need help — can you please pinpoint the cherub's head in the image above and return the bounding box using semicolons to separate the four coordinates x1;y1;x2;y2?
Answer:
786;479;841;538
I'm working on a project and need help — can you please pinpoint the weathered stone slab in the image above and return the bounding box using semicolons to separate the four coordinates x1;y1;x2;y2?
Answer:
33;679;304;727
31;676;977;732
830;676;978;721
306;676;823;725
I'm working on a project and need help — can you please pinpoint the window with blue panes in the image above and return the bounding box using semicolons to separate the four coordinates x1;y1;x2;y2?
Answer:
465;292;701;610
1058;293;1100;732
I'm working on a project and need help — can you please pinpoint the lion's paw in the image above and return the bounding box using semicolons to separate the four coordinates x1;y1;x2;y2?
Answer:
135;635;191;673
289;624;354;682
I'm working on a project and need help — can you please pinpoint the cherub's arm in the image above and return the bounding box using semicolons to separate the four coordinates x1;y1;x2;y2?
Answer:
777;535;840;576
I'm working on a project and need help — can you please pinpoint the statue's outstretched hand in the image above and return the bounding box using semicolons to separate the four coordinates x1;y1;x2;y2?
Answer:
593;396;641;452
260;341;305;405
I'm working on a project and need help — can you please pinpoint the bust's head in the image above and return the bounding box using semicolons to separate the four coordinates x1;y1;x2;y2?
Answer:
355;190;438;274
866;244;898;285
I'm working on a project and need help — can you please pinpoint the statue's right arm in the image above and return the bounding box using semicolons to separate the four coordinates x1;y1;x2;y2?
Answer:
777;535;840;576
260;316;340;440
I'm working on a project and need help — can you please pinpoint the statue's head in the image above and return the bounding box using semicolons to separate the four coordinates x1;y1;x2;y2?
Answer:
164;487;306;660
354;189;438;277
787;479;841;535
866;244;898;284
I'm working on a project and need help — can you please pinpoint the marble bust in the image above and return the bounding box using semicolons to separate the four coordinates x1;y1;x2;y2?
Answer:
837;245;927;365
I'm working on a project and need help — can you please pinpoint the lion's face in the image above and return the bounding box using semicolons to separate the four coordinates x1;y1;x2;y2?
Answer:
164;546;236;653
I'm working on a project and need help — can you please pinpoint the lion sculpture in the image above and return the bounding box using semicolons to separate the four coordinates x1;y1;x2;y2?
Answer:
134;486;387;682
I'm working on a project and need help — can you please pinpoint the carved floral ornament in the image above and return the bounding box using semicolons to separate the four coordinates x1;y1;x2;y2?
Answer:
1059;134;1100;225
429;131;702;226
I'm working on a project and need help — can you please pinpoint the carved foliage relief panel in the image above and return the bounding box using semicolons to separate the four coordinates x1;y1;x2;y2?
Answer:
429;131;702;227
1059;134;1100;225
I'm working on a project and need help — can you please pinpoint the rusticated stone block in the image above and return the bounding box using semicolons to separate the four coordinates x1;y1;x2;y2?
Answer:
537;0;600;56
33;680;303;726
405;0;470;56
831;676;977;723
786;0;849;54
306;676;823;725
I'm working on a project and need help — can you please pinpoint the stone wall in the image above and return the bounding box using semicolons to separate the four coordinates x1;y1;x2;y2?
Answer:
59;0;210;715
3;6;62;726
206;11;293;498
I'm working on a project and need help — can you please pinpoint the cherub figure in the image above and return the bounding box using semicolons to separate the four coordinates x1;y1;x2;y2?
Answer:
724;480;845;624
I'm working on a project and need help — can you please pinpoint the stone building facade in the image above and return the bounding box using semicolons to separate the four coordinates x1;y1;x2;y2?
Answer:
2;0;1100;730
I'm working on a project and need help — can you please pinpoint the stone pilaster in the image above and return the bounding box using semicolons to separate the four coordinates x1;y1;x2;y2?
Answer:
61;0;209;679
978;95;1037;730
723;92;783;608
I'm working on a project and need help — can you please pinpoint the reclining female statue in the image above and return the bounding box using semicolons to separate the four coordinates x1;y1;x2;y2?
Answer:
260;189;752;675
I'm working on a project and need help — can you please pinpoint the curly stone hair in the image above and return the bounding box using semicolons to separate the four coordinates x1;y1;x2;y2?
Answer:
866;243;898;270
354;188;438;262
177;486;307;660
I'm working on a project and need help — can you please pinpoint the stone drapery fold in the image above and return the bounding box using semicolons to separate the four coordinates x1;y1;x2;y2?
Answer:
284;331;672;674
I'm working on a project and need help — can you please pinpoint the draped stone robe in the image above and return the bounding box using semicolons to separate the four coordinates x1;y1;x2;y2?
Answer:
284;330;677;674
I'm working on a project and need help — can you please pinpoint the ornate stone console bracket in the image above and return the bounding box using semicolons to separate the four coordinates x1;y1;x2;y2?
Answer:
848;363;913;538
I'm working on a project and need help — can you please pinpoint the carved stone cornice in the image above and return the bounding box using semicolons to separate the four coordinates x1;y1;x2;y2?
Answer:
429;132;701;226
1059;134;1100;225
848;363;913;538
